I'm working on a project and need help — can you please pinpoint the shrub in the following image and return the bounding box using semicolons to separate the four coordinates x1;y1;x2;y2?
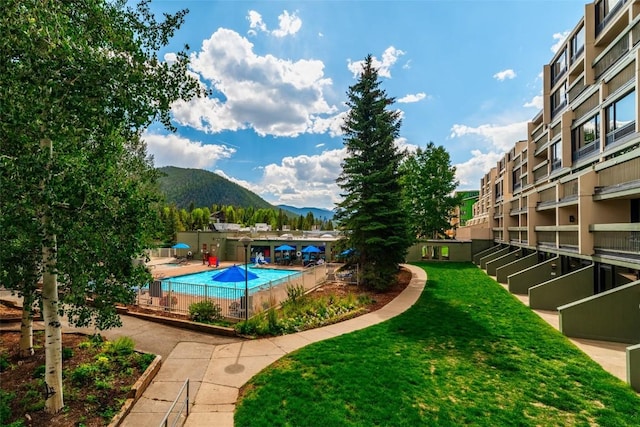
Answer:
188;299;222;323
285;284;306;304
0;390;15;425
104;336;135;357
62;347;74;360
32;364;46;379
0;354;10;372
138;353;156;371
71;363;101;385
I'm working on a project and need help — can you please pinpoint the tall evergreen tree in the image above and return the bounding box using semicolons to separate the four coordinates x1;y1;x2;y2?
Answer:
400;142;462;239
335;55;412;291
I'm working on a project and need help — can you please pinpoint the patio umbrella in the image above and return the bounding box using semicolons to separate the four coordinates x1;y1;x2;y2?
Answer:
172;242;190;249
275;244;296;251
212;265;259;283
301;245;321;253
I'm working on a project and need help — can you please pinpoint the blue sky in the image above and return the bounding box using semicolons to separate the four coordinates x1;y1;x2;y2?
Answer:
144;0;585;210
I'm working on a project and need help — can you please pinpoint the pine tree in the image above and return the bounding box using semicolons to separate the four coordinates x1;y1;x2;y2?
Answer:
335;55;412;291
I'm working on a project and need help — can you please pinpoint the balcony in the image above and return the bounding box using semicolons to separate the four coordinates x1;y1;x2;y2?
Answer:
595;0;627;37
572;139;600;162
550;158;562;172
594;155;640;199
559;180;579;204
536;231;556;248
533;165;548;183
593;34;629;78
537;187;556;210
605;121;635;148
590;223;640;260
535;226;579;252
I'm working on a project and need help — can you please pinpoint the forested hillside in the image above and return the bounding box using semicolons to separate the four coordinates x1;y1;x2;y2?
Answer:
157;166;275;210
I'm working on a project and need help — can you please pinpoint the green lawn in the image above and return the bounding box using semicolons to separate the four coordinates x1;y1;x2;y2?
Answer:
235;262;640;426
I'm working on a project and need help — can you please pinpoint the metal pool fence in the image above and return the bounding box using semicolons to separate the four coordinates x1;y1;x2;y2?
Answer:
134;263;328;319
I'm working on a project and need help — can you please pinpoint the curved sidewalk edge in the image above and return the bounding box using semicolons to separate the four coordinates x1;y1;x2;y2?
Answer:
183;264;427;427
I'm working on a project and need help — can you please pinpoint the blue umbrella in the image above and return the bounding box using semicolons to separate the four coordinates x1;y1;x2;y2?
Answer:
275;244;296;251
339;248;355;256
172;242;190;249
301;245;321;253
212;265;259;283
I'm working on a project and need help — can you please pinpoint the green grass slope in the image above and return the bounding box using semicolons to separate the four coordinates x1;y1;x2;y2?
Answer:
235;262;640;426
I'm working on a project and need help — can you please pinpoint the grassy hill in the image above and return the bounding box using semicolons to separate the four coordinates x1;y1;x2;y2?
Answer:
156;166;275;210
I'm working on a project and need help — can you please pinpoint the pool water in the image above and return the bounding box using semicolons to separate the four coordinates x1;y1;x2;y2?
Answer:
160;267;301;297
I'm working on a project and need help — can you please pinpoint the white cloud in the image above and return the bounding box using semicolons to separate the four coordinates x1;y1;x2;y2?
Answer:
523;94;543;109
272;10;302;37
173;28;340;137
347;46;406;78
455;150;502;187
143;132;236;169
258;149;346;209
449;121;527;152
397;92;426;103
493;69;516;81
394;137;419;154
247;10;266;34
247;9;301;38
551;31;570;53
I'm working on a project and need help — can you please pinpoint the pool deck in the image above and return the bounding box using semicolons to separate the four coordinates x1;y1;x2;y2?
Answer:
149;257;302;280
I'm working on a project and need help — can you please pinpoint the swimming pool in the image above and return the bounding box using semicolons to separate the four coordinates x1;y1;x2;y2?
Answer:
160;267;301;298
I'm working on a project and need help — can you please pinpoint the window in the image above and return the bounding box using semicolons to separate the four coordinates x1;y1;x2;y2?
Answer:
551;82;567;117
571;114;600;161
571;26;585;62
605;90;635;146
551;49;567;85
596;0;624;35
512;169;522;191
550;142;561;171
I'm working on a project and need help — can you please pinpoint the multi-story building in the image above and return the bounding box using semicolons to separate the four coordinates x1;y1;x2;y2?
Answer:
460;0;640;389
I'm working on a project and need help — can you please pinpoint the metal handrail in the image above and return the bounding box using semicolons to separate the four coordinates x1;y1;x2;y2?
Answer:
159;379;190;427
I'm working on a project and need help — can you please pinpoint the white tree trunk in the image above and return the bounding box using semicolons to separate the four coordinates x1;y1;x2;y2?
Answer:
19;292;34;357
42;236;64;413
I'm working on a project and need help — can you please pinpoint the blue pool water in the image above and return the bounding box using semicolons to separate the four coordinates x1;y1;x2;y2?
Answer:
160;267;301;298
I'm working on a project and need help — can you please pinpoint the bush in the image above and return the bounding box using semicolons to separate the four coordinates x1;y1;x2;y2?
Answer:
0;354;10;372
138;353;156;371
188;300;222;323
104;336;135;357
62;347;74;360
0;390;16;425
71;363;101;385
285;284;306;304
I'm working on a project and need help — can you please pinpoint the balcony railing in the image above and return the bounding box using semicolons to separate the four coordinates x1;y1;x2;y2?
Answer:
593;34;629;78
537;231;556;248
605;121;635;148
533;165;548;183
558;230;579;251
572;139;600;162
560;180;579;201
550;158;562;172
591;223;640;258
595;155;640;195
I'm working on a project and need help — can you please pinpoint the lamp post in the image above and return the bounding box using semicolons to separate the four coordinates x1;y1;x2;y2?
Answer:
239;236;253;321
